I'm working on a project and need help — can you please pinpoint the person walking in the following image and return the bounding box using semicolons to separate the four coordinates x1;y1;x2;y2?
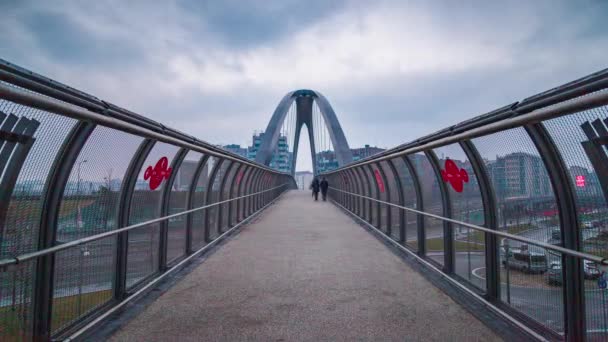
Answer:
320;177;329;201
311;177;320;201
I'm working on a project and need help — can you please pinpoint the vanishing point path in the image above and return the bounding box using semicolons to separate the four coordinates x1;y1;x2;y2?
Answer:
110;190;499;341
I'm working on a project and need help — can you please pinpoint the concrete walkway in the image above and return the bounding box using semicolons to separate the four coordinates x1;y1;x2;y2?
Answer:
111;190;500;342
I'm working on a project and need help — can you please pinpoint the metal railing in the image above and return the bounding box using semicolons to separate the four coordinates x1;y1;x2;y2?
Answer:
0;60;297;341
323;67;608;341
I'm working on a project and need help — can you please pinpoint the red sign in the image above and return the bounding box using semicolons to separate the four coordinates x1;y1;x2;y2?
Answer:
374;169;385;193
441;159;468;193
575;175;586;187
144;156;172;190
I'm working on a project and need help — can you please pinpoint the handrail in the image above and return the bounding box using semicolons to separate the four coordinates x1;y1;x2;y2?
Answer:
0;82;288;175
322;89;608;174
0;183;288;269
329;187;608;265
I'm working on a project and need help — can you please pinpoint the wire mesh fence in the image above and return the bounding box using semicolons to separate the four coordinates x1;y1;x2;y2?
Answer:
324;67;608;341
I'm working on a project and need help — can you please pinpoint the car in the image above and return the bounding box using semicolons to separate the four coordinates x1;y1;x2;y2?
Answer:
584;260;601;279
547;262;562;286
501;247;548;274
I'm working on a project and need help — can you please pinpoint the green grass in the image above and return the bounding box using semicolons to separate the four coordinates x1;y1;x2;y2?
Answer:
425;237;485;252
0;290;111;341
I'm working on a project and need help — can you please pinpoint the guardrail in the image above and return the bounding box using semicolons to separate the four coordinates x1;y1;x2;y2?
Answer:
323;67;608;341
0;59;296;341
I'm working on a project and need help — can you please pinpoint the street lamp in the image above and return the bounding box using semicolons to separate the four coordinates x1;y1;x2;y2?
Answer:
76;159;88;196
75;159;87;316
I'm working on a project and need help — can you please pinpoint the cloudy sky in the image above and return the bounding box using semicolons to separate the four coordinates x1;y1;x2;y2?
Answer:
1;0;607;171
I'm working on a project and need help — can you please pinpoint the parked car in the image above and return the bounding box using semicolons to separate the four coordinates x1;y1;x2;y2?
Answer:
584;260;601;279
501;248;548;274
547;262;562;286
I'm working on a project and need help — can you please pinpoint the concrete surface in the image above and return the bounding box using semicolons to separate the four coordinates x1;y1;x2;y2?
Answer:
110;190;501;342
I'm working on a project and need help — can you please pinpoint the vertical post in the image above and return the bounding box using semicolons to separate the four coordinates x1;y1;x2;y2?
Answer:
375;162;391;236
355;167;372;223
185;155;209;255
229;164;246;227
403;156;425;256
387;159;406;244
425;150;453;273
347;168;362;216
115;139;155;300
215;161;235;235
365;164;382;229
247;169;260;216
34;121;96;340
203;158;224;243
159;148;188;271
525;123;585;341
460;140;499;299
236;166;252;222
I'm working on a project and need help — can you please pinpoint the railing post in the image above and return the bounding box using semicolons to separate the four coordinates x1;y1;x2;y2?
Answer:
525;123;585;341
34;121;96;340
347;168;362;216
375;162;391;236
460;140;499;300
114;139;155;300
355;167;372;223
215;161;235;235
203;158;224;243
425;150;454;273
366;164;382;229
229;164;246;227
159;148;188;271
403;156;425;256
387;159;406;244
185;155;209;255
236;166;252;222
247;169;260;216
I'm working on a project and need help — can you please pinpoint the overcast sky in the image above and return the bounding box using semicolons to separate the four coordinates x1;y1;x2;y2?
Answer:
1;0;607;172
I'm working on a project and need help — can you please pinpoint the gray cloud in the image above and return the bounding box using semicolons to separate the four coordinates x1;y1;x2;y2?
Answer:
1;0;607;171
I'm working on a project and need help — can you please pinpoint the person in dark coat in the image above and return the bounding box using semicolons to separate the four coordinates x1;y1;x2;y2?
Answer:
311;177;320;201
320;177;329;201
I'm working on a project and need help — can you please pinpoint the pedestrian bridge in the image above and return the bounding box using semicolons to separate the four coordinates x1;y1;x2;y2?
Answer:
1;60;608;341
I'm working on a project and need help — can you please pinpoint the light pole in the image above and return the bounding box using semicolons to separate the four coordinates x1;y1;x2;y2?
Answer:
76;159;87;316
76;159;88;196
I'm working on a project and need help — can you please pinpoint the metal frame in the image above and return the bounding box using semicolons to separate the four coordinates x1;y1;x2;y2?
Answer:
425;150;454;273
0;116;40;240
525;123;585;341
460;140;499;299
114;139;155;300
328;187;607;265
203;158;224;243
216;161;236;235
355;167;371;223
364;165;381;229
33;121;96;339
185;155;210;254
375;162;391;235
237;166;253;222
159;148;188;271
402;156;425;254
386;159;406;243
347;168;362;216
228;164;246;227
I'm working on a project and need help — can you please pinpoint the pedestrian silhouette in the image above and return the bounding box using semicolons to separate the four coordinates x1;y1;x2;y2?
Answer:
311;177;320;201
320;177;329;201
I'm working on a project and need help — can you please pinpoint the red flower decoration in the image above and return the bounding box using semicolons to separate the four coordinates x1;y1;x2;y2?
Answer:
441;159;468;193
144;156;172;190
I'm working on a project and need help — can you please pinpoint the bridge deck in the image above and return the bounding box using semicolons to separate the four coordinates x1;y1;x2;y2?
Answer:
110;190;499;341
